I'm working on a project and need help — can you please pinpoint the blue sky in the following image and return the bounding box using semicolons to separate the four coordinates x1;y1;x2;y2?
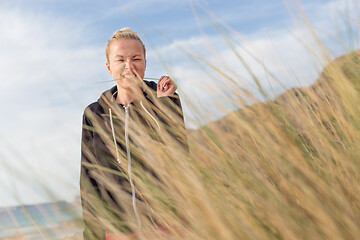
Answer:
0;0;358;207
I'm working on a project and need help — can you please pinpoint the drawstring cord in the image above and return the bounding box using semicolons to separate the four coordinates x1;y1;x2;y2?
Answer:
109;108;121;164
140;101;160;131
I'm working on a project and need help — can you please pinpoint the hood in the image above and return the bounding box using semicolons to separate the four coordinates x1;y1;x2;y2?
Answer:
97;80;158;116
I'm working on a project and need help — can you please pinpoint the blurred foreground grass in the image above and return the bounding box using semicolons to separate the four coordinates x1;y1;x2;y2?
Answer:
6;46;360;240
81;49;360;239
183;50;360;240
4;4;360;239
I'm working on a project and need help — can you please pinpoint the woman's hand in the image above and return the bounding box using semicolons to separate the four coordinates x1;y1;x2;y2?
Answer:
157;76;177;97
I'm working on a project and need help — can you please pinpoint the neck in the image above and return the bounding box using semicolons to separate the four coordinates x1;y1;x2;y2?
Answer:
116;86;142;106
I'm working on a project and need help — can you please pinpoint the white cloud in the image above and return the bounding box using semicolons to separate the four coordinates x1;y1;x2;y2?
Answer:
0;0;359;207
0;3;108;207
147;0;359;128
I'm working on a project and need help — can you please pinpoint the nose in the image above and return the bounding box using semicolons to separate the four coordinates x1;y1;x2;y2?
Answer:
125;60;134;69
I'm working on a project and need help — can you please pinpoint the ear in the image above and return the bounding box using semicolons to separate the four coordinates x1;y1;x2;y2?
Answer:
106;62;111;74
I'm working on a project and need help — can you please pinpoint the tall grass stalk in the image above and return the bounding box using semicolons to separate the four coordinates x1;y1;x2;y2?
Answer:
80;5;360;240
4;1;359;239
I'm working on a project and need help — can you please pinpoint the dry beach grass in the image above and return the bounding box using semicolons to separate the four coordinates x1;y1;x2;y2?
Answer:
81;38;360;240
3;2;360;239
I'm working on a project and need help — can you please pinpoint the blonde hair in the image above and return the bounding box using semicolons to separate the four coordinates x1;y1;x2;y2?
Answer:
105;27;146;62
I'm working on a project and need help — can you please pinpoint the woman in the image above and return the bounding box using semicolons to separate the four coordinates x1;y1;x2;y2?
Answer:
80;28;187;239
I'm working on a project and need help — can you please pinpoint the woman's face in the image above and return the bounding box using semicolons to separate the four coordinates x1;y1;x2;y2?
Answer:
106;39;146;90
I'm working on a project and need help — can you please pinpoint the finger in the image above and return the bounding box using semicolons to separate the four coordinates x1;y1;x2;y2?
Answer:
167;83;175;90
165;80;175;90
162;77;170;90
166;85;176;94
162;77;172;90
161;80;165;91
161;79;169;91
157;76;165;91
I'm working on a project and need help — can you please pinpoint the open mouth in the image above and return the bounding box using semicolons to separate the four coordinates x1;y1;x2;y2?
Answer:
122;74;137;79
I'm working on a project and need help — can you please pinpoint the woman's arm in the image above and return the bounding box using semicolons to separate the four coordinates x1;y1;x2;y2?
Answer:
156;91;189;152
80;110;106;239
